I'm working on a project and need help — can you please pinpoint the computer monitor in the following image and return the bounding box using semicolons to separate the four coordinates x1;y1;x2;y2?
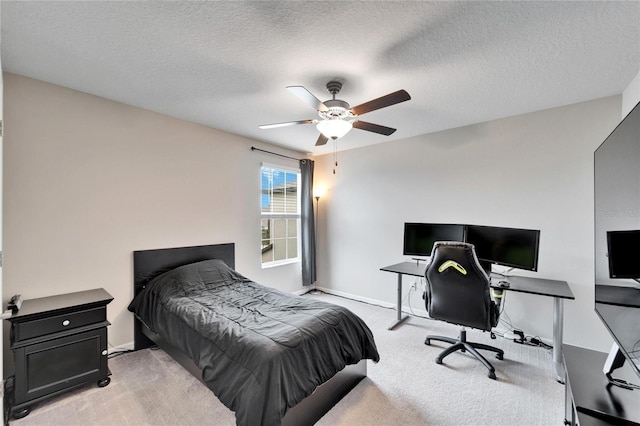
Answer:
464;225;540;272
402;223;465;257
607;230;640;280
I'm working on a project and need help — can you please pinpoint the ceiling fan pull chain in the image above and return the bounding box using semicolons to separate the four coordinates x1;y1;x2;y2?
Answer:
333;139;338;174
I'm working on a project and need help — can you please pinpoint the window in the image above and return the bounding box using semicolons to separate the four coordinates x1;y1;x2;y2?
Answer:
261;165;301;266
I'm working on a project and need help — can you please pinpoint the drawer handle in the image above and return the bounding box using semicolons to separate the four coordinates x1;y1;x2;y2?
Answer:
101;350;108;356
62;320;70;326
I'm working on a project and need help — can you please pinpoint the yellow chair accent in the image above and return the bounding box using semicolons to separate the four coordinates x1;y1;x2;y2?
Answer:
438;260;467;275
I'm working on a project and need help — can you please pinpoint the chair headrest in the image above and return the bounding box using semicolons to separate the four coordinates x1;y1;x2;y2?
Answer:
433;241;474;251
430;241;490;282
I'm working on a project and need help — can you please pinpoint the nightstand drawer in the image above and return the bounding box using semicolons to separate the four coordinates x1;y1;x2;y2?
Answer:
14;307;106;341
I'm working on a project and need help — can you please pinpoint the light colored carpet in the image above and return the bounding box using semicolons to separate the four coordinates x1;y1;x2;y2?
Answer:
11;292;564;425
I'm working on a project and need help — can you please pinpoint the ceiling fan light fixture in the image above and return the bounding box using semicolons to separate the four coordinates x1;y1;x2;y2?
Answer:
316;118;352;140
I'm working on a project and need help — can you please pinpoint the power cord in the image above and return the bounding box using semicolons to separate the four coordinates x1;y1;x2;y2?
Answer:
107;342;135;359
523;335;552;350
404;277;427;317
3;376;14;426
108;349;135;359
495;297;552;350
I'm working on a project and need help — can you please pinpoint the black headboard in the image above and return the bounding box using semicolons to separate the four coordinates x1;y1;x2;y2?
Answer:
133;243;235;297
131;243;235;350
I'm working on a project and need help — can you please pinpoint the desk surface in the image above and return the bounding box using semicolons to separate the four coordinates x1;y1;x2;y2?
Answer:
380;261;425;277
596;285;640;308
564;344;640;425
380;261;575;300
492;275;575;300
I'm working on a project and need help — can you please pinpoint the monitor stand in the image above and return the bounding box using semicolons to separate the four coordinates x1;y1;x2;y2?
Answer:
603;343;640;390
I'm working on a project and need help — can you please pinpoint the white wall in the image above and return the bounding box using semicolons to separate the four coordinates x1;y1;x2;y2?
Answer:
2;73;307;348
313;96;621;351
622;70;640;117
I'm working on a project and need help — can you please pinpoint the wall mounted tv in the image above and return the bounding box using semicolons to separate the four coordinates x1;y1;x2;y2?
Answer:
402;223;465;257
594;101;640;386
607;230;640;281
465;225;540;272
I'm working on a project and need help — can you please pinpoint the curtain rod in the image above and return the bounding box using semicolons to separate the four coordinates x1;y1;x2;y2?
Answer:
251;146;303;161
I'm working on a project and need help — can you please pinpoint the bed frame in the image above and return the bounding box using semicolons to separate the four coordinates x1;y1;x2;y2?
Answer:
132;243;366;426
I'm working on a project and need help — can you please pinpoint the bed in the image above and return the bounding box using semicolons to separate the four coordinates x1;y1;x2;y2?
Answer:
128;243;379;426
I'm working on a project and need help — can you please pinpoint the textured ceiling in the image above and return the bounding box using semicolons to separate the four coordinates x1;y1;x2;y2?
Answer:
2;1;639;155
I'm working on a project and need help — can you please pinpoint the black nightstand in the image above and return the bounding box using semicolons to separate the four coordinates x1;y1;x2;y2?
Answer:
6;288;113;419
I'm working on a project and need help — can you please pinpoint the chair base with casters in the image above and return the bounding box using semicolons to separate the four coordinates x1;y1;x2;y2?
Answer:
425;327;504;379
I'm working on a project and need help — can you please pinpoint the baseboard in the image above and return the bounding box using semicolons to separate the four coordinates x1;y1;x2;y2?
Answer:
313;285;430;318
291;285;315;296
314;286;395;308
108;341;135;355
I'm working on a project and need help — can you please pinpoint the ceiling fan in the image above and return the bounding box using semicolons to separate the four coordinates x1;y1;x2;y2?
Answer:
259;80;411;146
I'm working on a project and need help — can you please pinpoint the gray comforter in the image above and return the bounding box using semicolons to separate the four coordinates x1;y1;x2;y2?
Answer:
128;259;379;426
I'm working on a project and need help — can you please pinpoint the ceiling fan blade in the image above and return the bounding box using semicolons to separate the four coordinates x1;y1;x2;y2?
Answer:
259;119;316;129
287;86;329;112
350;90;411;116
315;134;329;146
353;120;397;136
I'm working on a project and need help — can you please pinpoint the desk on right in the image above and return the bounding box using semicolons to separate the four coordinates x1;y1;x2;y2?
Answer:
489;274;575;383
563;344;640;425
381;261;575;382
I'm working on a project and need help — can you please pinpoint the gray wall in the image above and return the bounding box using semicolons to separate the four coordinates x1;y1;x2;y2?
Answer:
2;73;307;347
623;70;640;117
313;96;621;351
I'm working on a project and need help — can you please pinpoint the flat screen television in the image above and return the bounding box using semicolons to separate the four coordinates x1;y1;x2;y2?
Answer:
594;100;640;386
402;223;465;257
464;225;540;272
607;230;640;281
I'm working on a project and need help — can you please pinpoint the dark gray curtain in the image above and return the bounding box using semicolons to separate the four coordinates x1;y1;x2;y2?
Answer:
300;159;316;285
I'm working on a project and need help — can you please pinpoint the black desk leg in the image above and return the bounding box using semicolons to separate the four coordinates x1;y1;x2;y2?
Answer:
388;273;410;330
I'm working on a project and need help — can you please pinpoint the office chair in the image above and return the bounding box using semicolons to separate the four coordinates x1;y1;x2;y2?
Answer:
424;241;504;379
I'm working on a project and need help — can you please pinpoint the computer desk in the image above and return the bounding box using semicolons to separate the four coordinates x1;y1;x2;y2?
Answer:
380;261;575;382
